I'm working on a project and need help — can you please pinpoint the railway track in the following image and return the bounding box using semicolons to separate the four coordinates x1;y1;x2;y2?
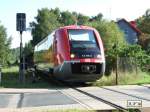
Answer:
53;80;129;111
101;86;150;101
37;70;150;111
72;87;128;112
37;71;131;112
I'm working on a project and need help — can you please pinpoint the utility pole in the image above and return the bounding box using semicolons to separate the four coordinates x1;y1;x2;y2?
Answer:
16;13;26;83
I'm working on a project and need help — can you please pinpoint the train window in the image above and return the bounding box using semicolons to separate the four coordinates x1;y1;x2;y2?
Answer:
68;29;96;43
68;29;99;50
37;38;48;51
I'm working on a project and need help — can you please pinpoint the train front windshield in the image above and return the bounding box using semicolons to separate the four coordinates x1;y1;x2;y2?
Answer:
68;29;99;50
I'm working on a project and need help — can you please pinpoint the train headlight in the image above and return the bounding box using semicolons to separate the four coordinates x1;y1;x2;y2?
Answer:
97;54;101;58
70;53;75;58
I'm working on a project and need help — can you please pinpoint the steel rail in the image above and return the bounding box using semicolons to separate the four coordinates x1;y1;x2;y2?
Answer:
37;71;128;112
101;86;150;101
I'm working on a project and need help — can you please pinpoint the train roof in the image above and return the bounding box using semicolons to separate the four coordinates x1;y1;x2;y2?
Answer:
58;25;95;30
34;25;96;47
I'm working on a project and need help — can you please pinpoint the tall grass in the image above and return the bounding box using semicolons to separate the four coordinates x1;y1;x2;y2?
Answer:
92;71;150;86
1;66;150;88
0;66;51;88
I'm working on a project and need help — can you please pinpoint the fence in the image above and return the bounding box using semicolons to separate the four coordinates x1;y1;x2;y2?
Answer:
117;57;138;75
112;57;140;85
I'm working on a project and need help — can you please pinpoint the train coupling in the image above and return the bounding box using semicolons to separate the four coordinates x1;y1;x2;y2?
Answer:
81;65;96;74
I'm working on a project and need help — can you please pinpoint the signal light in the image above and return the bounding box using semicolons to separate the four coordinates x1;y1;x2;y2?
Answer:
97;54;101;58
71;54;75;58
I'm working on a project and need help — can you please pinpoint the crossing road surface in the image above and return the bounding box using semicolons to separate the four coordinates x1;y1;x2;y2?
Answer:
0;85;150;111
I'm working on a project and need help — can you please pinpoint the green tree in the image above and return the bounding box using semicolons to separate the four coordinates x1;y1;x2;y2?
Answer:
136;9;150;56
91;13;103;21
9;47;20;65
60;11;76;25
30;8;91;46
24;41;33;57
0;23;11;65
138;34;150;50
30;8;61;45
136;9;150;34
87;20;125;75
120;45;150;72
50;8;61;22
87;20;125;49
23;41;34;67
77;13;89;25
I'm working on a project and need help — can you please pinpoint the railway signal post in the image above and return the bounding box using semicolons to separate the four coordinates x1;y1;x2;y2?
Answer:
16;13;26;83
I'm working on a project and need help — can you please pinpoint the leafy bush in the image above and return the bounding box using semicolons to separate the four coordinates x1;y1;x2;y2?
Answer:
119;44;150;73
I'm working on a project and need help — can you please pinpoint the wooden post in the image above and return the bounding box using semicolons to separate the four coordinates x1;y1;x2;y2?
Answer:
116;55;118;85
113;42;119;85
135;58;138;75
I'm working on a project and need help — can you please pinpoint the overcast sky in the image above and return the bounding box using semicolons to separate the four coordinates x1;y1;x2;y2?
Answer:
0;0;150;48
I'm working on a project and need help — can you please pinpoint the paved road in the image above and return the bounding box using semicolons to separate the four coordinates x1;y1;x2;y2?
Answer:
0;85;150;111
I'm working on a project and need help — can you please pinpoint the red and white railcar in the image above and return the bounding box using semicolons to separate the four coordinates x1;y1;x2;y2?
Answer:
34;25;105;82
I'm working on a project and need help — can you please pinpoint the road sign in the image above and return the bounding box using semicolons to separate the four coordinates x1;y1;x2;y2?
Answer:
16;13;26;32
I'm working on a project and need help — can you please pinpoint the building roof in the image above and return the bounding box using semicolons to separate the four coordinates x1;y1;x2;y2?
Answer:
117;19;142;35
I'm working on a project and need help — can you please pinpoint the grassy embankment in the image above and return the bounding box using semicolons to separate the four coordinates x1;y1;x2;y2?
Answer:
92;71;150;86
0;66;51;88
0;66;150;88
